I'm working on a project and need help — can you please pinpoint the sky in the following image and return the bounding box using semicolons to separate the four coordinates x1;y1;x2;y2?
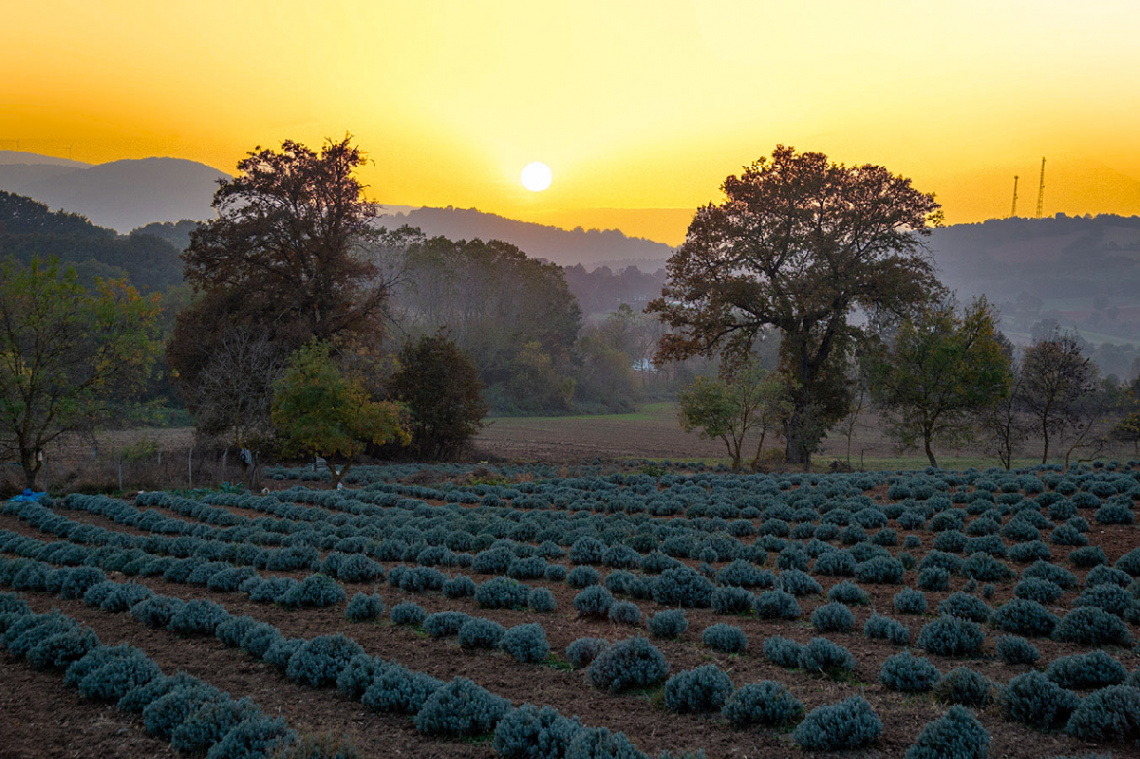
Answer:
4;0;1140;244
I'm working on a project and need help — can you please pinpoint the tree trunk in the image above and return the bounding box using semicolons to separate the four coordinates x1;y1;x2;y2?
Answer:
923;429;937;468
20;448;39;492
784;406;814;470
749;431;767;471
1041;425;1050;465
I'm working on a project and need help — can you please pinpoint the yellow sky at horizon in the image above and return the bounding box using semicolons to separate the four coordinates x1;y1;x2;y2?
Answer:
3;0;1139;245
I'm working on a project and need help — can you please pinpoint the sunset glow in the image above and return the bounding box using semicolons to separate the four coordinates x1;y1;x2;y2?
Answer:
3;0;1139;243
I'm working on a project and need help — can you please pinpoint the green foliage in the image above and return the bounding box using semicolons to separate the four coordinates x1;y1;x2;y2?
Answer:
934;667;994;708
389;333;488;459
994;635;1039;665
676;360;791;471
1002;671;1079;729
1064;685;1140;743
811;602;855;632
167;599;230;636
868;297;1011;467
493;705;582;759
272;341;408;483
0;256;160;489
863;612;910;645
284;635;365;687
500;623;550;663
648;609;687;640
1046;651;1127;690
279;574;346;609
701;623;747;654
917;615;985;657
798;637;856;675
389;602;427;627
1052;606;1133;646
343;593;384;623
458;617;506;650
565;638;610;669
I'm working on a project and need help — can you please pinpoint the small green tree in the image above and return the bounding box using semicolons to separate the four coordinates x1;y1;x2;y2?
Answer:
271;341;408;485
868;297;1012;467
389;334;489;460
1019;332;1099;464
0;257;161;490
677;361;792;470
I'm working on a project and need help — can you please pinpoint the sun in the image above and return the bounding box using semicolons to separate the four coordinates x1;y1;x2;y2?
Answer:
520;161;552;192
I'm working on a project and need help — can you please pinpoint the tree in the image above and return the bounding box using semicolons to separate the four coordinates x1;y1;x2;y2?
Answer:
677;361;792;471
271;342;408;486
649;146;942;467
389;333;489;460
867;297;1013;467
977;367;1031;470
1019;333;1098;463
182;136;386;344
0;257;160;489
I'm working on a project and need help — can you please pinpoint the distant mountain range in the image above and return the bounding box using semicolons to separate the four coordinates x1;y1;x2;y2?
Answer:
0;151;225;232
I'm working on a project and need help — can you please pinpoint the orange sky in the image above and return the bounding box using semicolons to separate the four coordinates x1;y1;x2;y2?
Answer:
4;0;1140;244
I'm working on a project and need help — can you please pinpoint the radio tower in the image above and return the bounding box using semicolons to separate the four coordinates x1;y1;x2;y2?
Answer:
1010;176;1019;217
1034;157;1046;218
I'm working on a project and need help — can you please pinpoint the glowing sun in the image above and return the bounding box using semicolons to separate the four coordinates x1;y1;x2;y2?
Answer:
520;161;552;192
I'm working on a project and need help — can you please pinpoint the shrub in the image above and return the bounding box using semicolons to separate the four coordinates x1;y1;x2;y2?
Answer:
414;677;510;737
170;696;259;755
721;681;803;728
1069;545;1108;569
493;705;582;759
142;683;224;738
716;559;771;588
827;581;869;605
934;667;993;707
663;664;734;714
701;623;747;654
528;587;557;613
3;612;77;658
763;636;804;669
813;550;856;577
1052;607;1133;646
793;697;882;751
1046;651;1127;690
205;715;296;759
26;627;101;671
1116;547;1140;576
798;637;855;675
1014;577;1064;604
361;664;443;714
82;581;118;608
863;612;909;645
118;672;201;714
279;574;346;609
458;617;507;650
216;616;262;649
206;567;258;592
879;651;940;692
1063;684;1140;743
651;568;713;608
565;637;609;669
938;593;992;622
811;603;855;633
894;588;928;615
500;624;550;663
335;654;384;699
344;593;384;623
168;599;230;637
1024;560;1078;589
477;577;530;609
916;567;950;592
607;600;643;626
247;577;297;603
1074;583;1132;617
567;566;601;589
59;566;107;599
443;575;476;598
573;586;615;618
1085;564;1132;588
1095;503;1134;525
588;637;669;693
995;635;1039;665
962;552;1013;581
264;638;305;670
389;602;427;626
917;616;985;657
570;537;605;565
239;622;281;659
648;609;687;640
285;634;365;687
753;590;801;619
777;569;822;596
423;611;470;638
988;598;1059;638
565;727;645;759
855;556;905;584
905;706;990;759
1002;671;1079;729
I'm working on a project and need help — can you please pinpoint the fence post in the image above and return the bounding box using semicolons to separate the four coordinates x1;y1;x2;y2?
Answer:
188;446;193;489
118;457;123;492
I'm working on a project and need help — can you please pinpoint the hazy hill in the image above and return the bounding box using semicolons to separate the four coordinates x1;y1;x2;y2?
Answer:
377;206;674;268
0;152;225;232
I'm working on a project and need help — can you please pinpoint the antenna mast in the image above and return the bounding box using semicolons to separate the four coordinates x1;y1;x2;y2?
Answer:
1010;176;1019;217
1034;157;1046;218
